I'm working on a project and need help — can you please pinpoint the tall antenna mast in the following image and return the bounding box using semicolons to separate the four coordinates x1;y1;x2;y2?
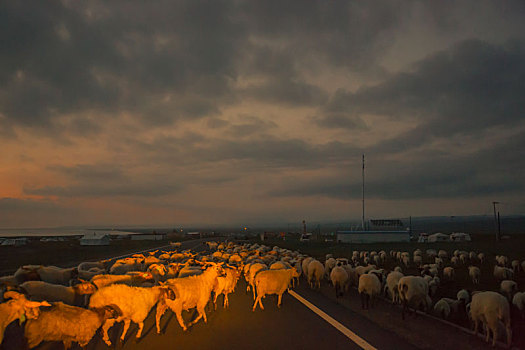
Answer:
362;154;365;230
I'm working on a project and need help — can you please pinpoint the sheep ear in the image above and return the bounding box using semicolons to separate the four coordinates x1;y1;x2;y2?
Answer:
4;291;23;300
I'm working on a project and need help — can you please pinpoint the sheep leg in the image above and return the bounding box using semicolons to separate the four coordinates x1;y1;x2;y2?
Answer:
213;292;219;310
506;324;512;348
224;293;229;308
277;293;283;308
120;319;131;341
156;301;169;334
175;310;188;331
190;308;205;326
136;322;145;339
101;318;117;346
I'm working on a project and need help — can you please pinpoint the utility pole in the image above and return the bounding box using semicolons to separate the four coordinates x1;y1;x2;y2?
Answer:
492;201;500;241
362;154;365;230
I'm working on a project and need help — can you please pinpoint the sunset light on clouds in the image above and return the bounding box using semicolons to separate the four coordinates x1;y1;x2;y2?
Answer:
1;1;524;228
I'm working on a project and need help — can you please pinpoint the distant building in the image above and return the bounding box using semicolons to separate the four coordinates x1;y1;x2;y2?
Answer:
80;232;110;246
1;238;28;246
337;230;409;243
427;232;449;243
131;233;166;241
337;219;409;243
450;232;471;242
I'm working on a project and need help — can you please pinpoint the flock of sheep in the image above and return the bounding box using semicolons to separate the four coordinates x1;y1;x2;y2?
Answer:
0;240;524;349
0;241;301;349
303;247;524;348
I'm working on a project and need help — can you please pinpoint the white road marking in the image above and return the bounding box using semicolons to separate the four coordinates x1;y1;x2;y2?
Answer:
289;290;377;350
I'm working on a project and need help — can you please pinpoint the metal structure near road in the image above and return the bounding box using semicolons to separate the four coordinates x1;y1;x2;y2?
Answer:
492;201;501;241
362;154;365;230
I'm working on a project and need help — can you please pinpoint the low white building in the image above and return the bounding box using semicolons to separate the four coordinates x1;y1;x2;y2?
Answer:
337;230;410;243
131;233;166;241
450;232;471;241
80;232;110;246
427;232;449;242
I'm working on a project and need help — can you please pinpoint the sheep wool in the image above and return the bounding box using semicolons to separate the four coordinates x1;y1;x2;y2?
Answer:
156;263;225;332
0;292;50;344
358;273;381;309
385;271;404;304
19;281;96;307
307;260;324;290
470;291;511;347
398;276;430;320
252;268;300;311
330;266;348;298
89;284;170;346
24;302;121;349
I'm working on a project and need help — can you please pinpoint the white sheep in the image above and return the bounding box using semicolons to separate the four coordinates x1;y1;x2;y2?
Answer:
90;272;152;289
493;265;514;281
428;278;439;297
413;255;423;267
19;280;97;307
398;276;430;319
330;265;348;298
24;302;121;349
213;267;240;309
156;263;225;332
426;249;437;260
478;253;485;264
385;271;404;304
1;292;50;345
496;255;508;267
468;266;480;284
307;260;324;289
252;268;300;311
13;266;41;284
247;263;268;298
457;289;470;304
511;259;520;274
500;280;518;301
433;298;451;319
89;284;172;346
470;291;512;348
324;258;337;280
270;261;289;270
443;267;455;281
512;292;525;319
301;257;314;278
36;266;78;286
358;273;381;309
109;258;144;275
438;250;448;260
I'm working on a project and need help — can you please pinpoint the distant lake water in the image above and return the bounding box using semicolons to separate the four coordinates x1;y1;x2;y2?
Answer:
0;228;141;237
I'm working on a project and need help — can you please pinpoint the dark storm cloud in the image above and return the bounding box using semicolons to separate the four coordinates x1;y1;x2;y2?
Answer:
0;197;63;212
228;116;277;137
0;0;410;132
240;0;403;70
320;39;525;152
24;163;181;198
0;0;243;130
269;130;525;200
310;113;367;130
25;182;181;198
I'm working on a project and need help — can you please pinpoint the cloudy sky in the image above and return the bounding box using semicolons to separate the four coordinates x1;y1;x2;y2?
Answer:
1;0;524;228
